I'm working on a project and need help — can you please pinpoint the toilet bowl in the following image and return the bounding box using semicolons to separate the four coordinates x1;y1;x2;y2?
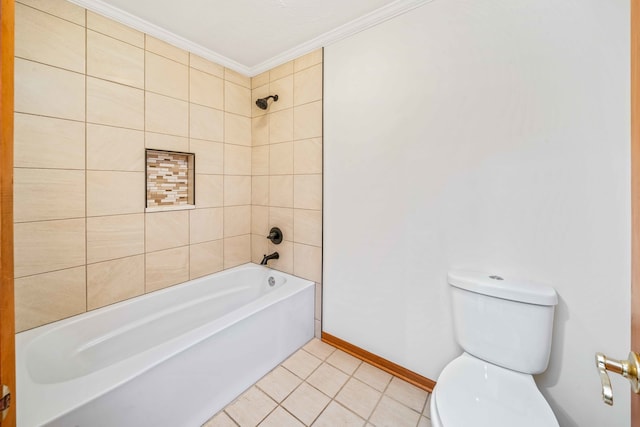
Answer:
431;271;559;427
430;353;558;427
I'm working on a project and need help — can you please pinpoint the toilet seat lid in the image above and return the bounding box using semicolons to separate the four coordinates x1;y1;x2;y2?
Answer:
434;353;558;427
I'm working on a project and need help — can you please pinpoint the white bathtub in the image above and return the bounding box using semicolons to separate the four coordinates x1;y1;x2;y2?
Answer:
16;263;315;427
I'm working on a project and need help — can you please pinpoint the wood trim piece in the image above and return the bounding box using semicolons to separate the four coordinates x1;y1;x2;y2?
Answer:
632;0;640;423
322;332;436;392
0;0;15;425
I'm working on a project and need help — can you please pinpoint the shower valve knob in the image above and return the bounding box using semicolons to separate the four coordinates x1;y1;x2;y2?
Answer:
266;227;283;245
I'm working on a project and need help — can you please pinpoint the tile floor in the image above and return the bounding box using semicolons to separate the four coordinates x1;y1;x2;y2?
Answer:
202;339;433;427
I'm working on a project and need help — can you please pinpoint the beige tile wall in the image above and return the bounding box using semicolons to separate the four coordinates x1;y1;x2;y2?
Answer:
250;50;324;337
14;0;253;332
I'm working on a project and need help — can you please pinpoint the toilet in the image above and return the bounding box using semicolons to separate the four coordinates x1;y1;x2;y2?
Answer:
430;271;559;427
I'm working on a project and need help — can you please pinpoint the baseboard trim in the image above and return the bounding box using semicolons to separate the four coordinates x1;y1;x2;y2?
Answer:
321;332;436;392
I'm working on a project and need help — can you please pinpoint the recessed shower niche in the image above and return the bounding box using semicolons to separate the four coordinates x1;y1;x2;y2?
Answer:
146;149;195;211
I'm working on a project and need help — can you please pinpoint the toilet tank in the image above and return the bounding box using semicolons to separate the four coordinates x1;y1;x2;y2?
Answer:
448;271;558;374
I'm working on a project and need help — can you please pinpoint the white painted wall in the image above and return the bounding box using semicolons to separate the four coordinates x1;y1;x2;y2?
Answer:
323;0;630;425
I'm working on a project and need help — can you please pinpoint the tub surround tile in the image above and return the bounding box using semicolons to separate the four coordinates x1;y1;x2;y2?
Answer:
282;382;330;426
14;219;86;278
384;377;429;413
224;175;252;206
269;75;293;113
251;234;269;265
145;210;189;252
190;53;224;78
370;396;421;427
294;49;322;73
354;362;393;393
327;349;362;376
16;3;85;73
195;174;224;208
190;208;224;244
252;176;269;206
251;84;270;118
87;11;144;47
224;144;251;175
225;81;251;117
293;243;322;283
87;77;144;130
145;35;188;64
87;30;144;88
224;206;251;237
225;386;277;427
270;142;294;175
293;101;322;140
270;61;294;82
189;240;224;279
14;113;85;170
269;207;294;240
87;214;145;264
225;113;252;146
145;246;189;292
87;255;144;310
267;240;293;274
146;92;189;137
15;266;86;332
269;175;293;208
87;171;145;217
223;235;251;269
257;366;302;403
251;71;269;89
294;174;322;210
145;52;189;100
252;145;269;175
293;138;322;175
190;103;224;142
293;209;322;247
282;349;322;380
15;58;85;121
335;378;381;420
190;68;224;110
87;124;145;171
294;64;323;106
13;168;85;223
18;0;86;26
313;401;365;427
190;139;224;175
269;109;294;144
146;132;189;152
252;116;269;146
225;68;251;89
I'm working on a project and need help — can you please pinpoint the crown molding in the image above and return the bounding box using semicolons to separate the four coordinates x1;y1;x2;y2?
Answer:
249;0;432;76
67;0;431;77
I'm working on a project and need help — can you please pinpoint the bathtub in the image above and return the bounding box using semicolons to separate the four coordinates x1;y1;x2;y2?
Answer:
16;263;315;427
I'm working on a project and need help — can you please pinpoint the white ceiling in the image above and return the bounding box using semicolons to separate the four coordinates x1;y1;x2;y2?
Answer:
70;0;429;76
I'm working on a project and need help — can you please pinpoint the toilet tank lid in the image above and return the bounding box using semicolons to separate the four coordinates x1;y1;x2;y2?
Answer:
448;271;558;306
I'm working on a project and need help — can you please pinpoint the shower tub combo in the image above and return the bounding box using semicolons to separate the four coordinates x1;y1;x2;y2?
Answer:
16;264;315;426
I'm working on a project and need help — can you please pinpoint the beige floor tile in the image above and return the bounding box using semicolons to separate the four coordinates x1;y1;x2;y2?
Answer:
384;377;428;413
418;416;433;427
303;339;335;360
258;407;304;427
282;349;322;379
326;350;361;375
282;382;330;426
307;363;349;398
423;394;431;417
353;363;392;392
225;386;277;427
202;411;237;427
257;366;302;403
312;401;365;427
335;378;381;420
369;396;420;427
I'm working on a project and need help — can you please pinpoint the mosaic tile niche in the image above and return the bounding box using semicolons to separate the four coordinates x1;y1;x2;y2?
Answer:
146;149;195;210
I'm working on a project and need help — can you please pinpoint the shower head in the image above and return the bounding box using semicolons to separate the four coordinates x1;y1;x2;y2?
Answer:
256;95;279;110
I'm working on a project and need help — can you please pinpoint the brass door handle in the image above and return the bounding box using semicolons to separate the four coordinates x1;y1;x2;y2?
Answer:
595;352;640;406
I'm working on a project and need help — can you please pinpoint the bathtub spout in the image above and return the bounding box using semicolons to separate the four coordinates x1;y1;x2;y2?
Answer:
260;252;279;265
